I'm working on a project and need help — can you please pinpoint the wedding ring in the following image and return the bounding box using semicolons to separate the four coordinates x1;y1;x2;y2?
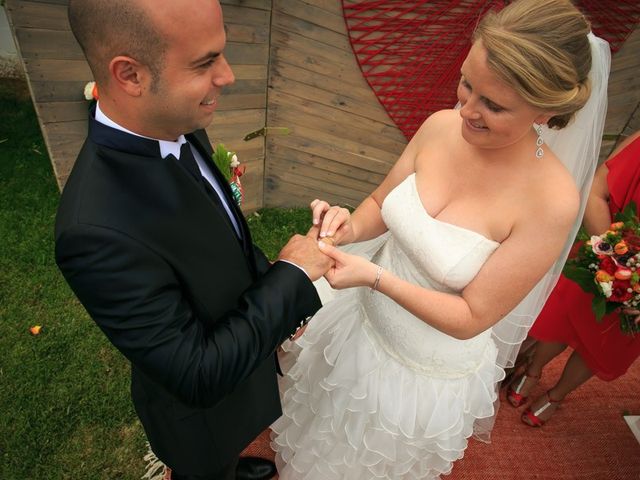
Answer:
322;236;335;246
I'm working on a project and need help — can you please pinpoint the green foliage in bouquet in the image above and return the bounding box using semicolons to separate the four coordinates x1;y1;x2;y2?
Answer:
212;143;233;182
563;201;640;334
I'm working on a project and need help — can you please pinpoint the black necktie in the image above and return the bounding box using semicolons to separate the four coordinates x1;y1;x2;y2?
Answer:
178;142;202;185
178;142;238;237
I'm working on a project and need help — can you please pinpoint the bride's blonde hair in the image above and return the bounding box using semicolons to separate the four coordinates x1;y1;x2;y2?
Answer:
474;0;592;129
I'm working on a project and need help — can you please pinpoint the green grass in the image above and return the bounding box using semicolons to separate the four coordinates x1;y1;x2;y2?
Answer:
0;79;309;479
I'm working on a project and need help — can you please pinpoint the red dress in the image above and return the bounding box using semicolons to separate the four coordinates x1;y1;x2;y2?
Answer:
530;136;640;381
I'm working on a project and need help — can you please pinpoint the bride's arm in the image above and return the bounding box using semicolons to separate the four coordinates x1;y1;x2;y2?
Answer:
312;114;444;244
319;185;579;340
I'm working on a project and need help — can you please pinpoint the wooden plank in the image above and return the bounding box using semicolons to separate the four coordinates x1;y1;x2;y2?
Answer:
268;154;377;197
212;108;266;124
23;58;91;82
30;80;86;102
6;0;68;8
270;37;371;89
14;27;83;60
269;75;400;132
216;93;266;110
268;125;399;173
220;78;266;95
226;145;265;163
610;50;640;72
272;13;352;54
270;29;357;72
270;61;382;105
606;102;640;133
225;42;269;65
46;137;85;167
266;166;369;204
222;4;271;26
607;68;640;92
273;0;346;35
227;64;268;81
267;135;398;175
264;174;365;208
208;111;267;149
298;0;348;15
264;0;388;207
226;23;269;44
268;91;407;153
623;104;640;135
38;101;89;123
267;125;396;175
209;124;267;142
6;0;69;30
268;111;401;165
267;141;387;185
22;0;68;5
221;0;271;10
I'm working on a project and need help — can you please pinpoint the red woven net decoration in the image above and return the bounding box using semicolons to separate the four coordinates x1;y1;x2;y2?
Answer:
575;0;640;54
342;0;640;140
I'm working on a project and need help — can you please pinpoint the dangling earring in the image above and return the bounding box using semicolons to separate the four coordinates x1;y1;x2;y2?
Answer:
535;124;544;159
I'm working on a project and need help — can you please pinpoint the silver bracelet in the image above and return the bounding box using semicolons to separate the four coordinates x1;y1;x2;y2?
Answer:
370;265;383;294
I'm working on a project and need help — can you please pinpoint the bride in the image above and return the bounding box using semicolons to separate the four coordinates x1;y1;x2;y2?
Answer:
271;0;610;478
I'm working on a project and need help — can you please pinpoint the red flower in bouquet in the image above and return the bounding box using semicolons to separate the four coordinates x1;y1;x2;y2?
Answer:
599;256;617;275
563;201;640;335
609;279;633;303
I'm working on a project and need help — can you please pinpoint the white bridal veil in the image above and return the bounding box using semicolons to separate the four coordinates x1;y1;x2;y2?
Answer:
472;32;611;440
489;33;611;372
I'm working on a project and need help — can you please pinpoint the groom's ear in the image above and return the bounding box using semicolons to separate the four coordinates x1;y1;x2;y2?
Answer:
109;55;149;97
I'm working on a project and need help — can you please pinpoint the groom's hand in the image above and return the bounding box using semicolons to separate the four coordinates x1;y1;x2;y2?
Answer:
277;226;332;281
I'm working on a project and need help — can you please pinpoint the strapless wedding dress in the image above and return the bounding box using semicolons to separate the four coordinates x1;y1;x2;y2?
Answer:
271;173;505;479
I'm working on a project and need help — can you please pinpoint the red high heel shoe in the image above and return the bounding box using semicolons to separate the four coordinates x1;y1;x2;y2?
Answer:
506;370;539;408
521;392;561;427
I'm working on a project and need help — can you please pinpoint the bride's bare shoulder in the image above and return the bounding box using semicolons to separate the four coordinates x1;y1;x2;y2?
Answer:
529;152;581;228
413;109;459;140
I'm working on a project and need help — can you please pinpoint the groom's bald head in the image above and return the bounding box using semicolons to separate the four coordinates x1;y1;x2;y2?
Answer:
68;0;167;87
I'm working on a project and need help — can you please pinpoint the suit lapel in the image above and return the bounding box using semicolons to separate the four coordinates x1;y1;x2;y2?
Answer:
87;111;258;278
187;132;257;278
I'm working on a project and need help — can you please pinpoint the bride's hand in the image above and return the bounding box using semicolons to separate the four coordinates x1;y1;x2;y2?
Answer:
310;199;355;245
318;240;379;290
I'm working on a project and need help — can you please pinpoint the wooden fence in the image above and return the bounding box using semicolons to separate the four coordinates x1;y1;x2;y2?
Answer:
6;0;639;212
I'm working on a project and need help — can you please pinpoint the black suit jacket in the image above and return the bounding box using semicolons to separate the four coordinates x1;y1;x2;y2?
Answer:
55;111;321;474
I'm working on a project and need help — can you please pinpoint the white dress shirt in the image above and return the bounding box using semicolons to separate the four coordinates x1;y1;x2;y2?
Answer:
94;103;310;278
95;103;241;238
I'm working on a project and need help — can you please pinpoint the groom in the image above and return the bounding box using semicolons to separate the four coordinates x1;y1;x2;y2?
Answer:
56;1;331;479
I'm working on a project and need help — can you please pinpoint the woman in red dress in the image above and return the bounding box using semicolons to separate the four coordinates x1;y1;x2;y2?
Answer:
506;131;640;426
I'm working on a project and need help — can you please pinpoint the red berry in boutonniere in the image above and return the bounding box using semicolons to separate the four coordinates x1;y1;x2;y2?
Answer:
212;144;244;208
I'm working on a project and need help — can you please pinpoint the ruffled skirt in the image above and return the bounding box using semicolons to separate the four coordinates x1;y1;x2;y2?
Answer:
271;288;504;479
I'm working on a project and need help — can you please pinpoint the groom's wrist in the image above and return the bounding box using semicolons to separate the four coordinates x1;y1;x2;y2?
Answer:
276;259;310;279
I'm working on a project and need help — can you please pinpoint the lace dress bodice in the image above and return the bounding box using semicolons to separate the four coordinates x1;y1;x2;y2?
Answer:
361;173;500;377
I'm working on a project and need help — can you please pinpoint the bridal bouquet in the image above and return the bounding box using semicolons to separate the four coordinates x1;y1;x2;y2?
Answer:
212;144;244;208
563;201;640;334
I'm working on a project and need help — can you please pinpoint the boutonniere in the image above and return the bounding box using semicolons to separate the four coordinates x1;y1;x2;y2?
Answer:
212;144;245;208
84;81;99;101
